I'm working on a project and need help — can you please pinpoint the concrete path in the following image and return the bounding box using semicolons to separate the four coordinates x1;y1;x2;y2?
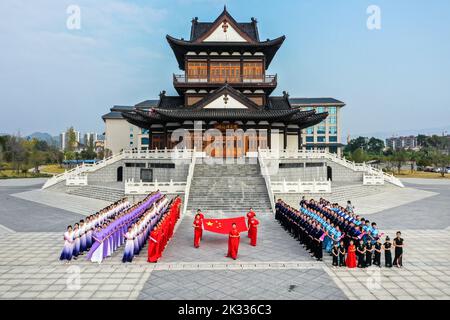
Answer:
12;189;110;216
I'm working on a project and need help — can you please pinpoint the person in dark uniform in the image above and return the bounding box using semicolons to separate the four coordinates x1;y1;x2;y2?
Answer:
383;236;393;268
393;231;404;268
338;240;346;267
373;238;382;267
314;224;324;261
357;239;366;268
365;241;373;267
332;243;339;267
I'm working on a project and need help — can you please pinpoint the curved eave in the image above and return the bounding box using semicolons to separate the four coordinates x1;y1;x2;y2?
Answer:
166;35;285;70
297;112;329;129
121;112;150;128
155;108;299;122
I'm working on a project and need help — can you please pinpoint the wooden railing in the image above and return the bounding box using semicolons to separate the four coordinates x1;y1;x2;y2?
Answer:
173;74;277;84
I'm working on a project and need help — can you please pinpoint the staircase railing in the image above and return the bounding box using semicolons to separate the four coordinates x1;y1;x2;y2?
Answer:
258;149;404;188
183;147;197;215
41;148;195;190
258;148;276;213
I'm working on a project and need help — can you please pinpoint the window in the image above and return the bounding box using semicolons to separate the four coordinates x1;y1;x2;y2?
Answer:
305;162;324;168
279;163;304;168
317;136;326;143
329;126;337;135
210;62;240;82
329;146;338;154
141;129;149;134
306;136;314;142
141;137;149;145
130;134;134;138
306;127;314;135
243;62;263;80
328;116;337;124
187;61;207;80
317;126;326;134
329;136;338;142
317;107;325;113
328;107;337;114
148;163;175;169
125;163;146;168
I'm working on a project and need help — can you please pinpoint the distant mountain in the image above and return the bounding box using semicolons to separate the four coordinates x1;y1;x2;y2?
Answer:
349;125;450;140
26;132;60;147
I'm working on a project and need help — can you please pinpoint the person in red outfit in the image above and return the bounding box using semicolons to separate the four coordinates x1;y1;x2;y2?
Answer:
147;225;160;263
346;240;357;268
196;209;205;240
249;217;259;246
193;214;203;248
246;208;256;237
226;223;241;260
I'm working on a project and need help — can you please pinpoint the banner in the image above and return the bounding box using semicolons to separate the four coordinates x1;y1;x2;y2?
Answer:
202;216;248;234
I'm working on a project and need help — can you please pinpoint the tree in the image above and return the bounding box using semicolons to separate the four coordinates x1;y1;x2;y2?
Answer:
29;150;46;173
430;151;450;177
367;137;385;154
5;135;26;173
351;148;367;163
66;127;77;152
344;136;369;154
392;150;409;174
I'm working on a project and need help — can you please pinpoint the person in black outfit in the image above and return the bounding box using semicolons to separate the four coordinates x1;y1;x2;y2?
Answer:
373;238;382;267
357;239;366;268
332;243;339;267
365;241;373;267
393;231;404;268
338;240;346;267
383;236;393;268
314;224;324;261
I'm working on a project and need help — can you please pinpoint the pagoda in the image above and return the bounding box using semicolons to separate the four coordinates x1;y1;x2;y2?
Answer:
122;7;328;157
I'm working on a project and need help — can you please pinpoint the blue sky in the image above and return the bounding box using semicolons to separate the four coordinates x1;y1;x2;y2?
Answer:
0;0;449;139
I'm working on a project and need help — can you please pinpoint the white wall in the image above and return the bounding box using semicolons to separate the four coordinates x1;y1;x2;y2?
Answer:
104;119;140;155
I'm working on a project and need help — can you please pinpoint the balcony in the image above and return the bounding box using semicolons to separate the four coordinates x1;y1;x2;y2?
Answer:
173;74;277;86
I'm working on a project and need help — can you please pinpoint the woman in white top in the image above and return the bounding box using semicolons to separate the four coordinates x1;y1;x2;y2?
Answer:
60;225;74;263
122;226;135;263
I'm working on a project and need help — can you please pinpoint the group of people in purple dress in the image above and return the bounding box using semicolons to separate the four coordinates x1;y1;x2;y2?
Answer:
59;198;131;263
59;192;162;264
122;195;170;263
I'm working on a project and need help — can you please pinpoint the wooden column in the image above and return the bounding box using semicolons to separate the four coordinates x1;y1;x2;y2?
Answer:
267;125;271;149
283;125;287;150
298;127;302;150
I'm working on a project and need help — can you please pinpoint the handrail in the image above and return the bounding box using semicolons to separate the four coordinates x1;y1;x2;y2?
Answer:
42;148;196;190
258;149;404;188
258;147;276;213
182;147;197;215
173;74;277;84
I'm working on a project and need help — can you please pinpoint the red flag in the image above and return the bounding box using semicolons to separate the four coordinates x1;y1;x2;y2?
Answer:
203;217;248;235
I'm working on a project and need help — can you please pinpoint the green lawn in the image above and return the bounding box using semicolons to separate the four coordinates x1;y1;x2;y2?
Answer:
0;169;52;179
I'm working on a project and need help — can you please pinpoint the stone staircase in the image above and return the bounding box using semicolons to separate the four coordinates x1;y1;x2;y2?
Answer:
187;162;272;215
66;185;125;202
276;183;397;208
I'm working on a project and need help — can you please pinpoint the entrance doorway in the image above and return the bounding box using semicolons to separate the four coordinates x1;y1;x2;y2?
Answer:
117;166;123;182
327;166;333;181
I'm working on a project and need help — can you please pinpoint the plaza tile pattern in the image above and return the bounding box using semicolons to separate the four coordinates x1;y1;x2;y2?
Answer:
139;269;348;300
0;178;449;300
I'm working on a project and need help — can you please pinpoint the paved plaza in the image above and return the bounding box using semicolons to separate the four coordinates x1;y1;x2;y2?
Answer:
0;178;449;300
